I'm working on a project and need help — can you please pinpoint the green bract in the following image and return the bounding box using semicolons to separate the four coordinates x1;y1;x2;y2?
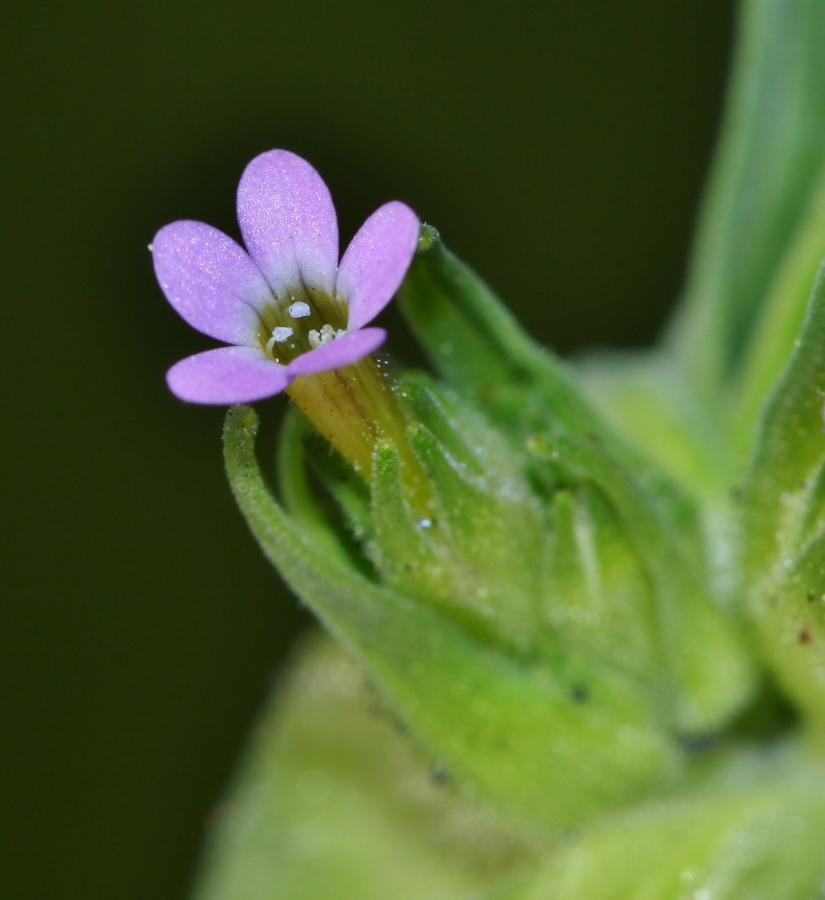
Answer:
190;0;825;896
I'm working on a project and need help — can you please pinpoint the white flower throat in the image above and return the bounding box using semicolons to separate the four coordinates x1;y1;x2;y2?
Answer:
261;290;347;362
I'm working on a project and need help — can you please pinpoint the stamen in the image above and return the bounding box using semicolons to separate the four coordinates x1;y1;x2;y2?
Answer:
308;323;343;349
265;326;294;357
288;301;311;318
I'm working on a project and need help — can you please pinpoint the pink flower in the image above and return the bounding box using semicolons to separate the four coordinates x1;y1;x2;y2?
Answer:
152;150;419;404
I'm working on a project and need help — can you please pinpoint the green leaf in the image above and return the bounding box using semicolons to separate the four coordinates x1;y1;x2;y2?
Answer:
739;267;825;724
742;266;825;576
733;163;825;451
224;405;678;829
749;528;825;727
671;0;825;399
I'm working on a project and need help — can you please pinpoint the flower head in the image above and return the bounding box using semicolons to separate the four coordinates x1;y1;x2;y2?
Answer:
152;150;419;404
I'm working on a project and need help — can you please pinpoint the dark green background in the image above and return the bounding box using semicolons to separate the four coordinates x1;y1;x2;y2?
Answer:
2;1;733;897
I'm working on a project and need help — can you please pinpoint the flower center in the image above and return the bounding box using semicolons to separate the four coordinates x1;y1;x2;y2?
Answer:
257;286;348;365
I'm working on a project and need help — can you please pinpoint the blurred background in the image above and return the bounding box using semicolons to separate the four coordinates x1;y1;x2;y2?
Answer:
1;1;733;896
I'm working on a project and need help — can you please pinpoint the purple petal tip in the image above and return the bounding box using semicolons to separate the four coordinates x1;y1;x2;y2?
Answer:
237;150;339;296
338;201;419;331
166;346;292;405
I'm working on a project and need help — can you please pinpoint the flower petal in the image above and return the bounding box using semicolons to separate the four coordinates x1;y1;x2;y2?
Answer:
337;201;419;331
237;150;338;297
166;346;291;404
153;221;271;345
287;328;387;377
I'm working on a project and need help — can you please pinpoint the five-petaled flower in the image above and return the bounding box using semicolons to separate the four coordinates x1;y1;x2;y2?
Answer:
152;150;419;404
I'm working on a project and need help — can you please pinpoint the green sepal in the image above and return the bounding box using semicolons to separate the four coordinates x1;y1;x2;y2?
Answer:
398;227;597;440
300;377;672;686
404;423;545;654
224;405;678;829
671;0;825;399
278;408;365;568
796;457;825;547
284;386;548;658
369;440;467;628
278;407;377;576
503;747;825;900
529;432;757;734
395;372;521;484
544;486;661;688
399;231;705;555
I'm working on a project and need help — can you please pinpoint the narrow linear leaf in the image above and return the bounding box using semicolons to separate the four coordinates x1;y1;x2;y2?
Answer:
671;0;825;398
743;265;825;574
733;162;825;450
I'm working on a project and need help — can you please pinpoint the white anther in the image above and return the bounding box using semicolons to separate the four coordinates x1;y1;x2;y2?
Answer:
289;301;311;318
266;327;294;356
308;324;344;350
